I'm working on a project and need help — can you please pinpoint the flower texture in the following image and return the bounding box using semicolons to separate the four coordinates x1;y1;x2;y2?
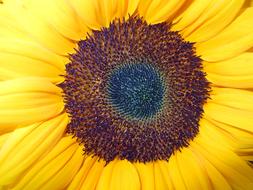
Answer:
1;0;253;190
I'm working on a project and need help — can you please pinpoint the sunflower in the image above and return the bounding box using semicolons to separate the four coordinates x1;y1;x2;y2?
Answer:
0;0;253;189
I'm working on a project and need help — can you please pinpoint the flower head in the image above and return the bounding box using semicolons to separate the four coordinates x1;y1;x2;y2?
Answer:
0;0;253;189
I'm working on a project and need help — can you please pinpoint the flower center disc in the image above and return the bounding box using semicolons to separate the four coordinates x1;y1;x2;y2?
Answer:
60;16;210;163
107;63;165;120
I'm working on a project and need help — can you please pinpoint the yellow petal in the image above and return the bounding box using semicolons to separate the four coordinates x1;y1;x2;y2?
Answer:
205;118;253;159
204;102;253;133
203;160;233;190
206;73;253;88
0;114;68;186
134;162;154;190
182;0;232;37
210;87;253;112
176;147;212;189
0;7;29;40
114;0;139;21
4;2;75;55
0;133;10;150
196;7;253;62
137;0;153;19
12;136;78;190
0;52;63;82
0;93;60;109
191;145;232;190
192;134;253;189
0;77;61;95
236;148;253;161
204;53;253;88
127;0;140;16
0;38;67;72
140;0;186;24
167;154;187;190
154;161;174;190
0;127;35;169
0;78;64;133
67;156;97;190
97;0;117;27
40;146;84;190
186;0;244;42
198;118;236;148
69;0;102;30
20;0;88;41
70;0;139;29
110;159;140;190
21;144;78;190
204;52;253;75
80;159;105;190
172;0;212;31
96;160;116;190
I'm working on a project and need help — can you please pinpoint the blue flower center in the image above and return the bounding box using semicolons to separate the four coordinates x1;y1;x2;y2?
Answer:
107;63;165;119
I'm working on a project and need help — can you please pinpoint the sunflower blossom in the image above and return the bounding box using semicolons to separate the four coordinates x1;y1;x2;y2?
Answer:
1;0;253;189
